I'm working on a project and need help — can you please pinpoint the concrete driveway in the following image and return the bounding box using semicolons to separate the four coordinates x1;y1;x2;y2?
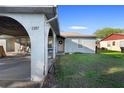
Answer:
0;56;31;80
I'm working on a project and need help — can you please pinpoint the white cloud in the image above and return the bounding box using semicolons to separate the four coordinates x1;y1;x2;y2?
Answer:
69;26;88;30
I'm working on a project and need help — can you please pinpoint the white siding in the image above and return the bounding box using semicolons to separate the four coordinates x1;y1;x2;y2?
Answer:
65;38;96;53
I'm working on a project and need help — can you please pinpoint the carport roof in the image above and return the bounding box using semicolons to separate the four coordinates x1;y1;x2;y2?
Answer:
0;6;60;35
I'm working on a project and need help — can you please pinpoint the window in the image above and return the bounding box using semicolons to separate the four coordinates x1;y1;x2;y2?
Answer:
107;42;111;47
120;41;124;47
112;41;115;46
6;39;15;52
78;39;83;48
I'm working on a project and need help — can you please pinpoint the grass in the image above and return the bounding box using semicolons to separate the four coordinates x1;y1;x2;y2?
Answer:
98;50;124;60
55;51;124;88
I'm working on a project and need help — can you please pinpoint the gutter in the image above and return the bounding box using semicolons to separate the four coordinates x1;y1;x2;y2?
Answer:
46;6;57;23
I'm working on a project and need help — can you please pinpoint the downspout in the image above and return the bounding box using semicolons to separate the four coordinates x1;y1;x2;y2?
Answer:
46;14;58;23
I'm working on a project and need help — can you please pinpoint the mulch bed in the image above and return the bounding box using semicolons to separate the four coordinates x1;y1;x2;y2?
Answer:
42;63;58;88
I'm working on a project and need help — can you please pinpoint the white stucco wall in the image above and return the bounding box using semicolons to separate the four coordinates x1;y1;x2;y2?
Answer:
100;39;124;51
64;38;96;53
0;13;52;81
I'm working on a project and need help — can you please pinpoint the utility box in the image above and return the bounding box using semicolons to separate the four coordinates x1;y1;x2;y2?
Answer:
120;47;124;52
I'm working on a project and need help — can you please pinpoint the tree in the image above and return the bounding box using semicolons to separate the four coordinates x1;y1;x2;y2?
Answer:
94;27;124;39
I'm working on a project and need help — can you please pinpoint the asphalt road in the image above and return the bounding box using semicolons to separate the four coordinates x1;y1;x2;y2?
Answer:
0;56;31;80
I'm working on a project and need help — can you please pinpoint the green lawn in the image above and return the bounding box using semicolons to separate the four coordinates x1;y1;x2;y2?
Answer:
55;51;124;88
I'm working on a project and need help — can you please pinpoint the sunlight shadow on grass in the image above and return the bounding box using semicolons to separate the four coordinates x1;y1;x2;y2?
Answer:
105;67;124;74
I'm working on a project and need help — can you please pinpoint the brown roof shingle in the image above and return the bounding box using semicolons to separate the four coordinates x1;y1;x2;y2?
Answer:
60;32;96;38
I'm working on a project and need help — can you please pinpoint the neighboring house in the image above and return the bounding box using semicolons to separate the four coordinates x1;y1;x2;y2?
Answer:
99;33;124;51
57;32;96;53
0;35;30;55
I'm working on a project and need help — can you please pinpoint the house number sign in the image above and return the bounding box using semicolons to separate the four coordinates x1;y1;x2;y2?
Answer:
32;26;39;30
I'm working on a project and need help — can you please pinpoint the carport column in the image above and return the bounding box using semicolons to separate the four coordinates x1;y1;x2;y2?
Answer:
53;31;56;59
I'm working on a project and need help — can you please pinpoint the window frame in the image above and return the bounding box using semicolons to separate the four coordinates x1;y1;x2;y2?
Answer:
112;41;115;46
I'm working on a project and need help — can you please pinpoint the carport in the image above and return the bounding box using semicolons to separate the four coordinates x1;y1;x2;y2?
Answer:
0;16;31;80
0;6;60;81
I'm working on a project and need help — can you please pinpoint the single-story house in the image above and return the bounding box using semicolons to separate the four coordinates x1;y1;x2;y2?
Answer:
0;35;30;56
0;6;97;82
57;32;96;53
99;33;124;51
0;6;60;81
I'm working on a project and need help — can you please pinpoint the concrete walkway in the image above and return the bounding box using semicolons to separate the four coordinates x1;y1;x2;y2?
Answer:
0;56;32;87
0;56;31;80
0;55;56;87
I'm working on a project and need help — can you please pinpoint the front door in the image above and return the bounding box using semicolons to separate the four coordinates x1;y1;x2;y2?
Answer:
6;39;15;52
58;39;64;52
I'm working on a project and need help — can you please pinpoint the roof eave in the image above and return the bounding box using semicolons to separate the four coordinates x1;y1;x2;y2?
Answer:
0;6;60;36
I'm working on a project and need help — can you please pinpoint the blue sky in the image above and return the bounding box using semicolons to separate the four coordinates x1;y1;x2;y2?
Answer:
57;5;124;35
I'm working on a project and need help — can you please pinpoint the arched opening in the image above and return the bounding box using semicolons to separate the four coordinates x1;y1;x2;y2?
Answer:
48;29;54;69
0;16;31;80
